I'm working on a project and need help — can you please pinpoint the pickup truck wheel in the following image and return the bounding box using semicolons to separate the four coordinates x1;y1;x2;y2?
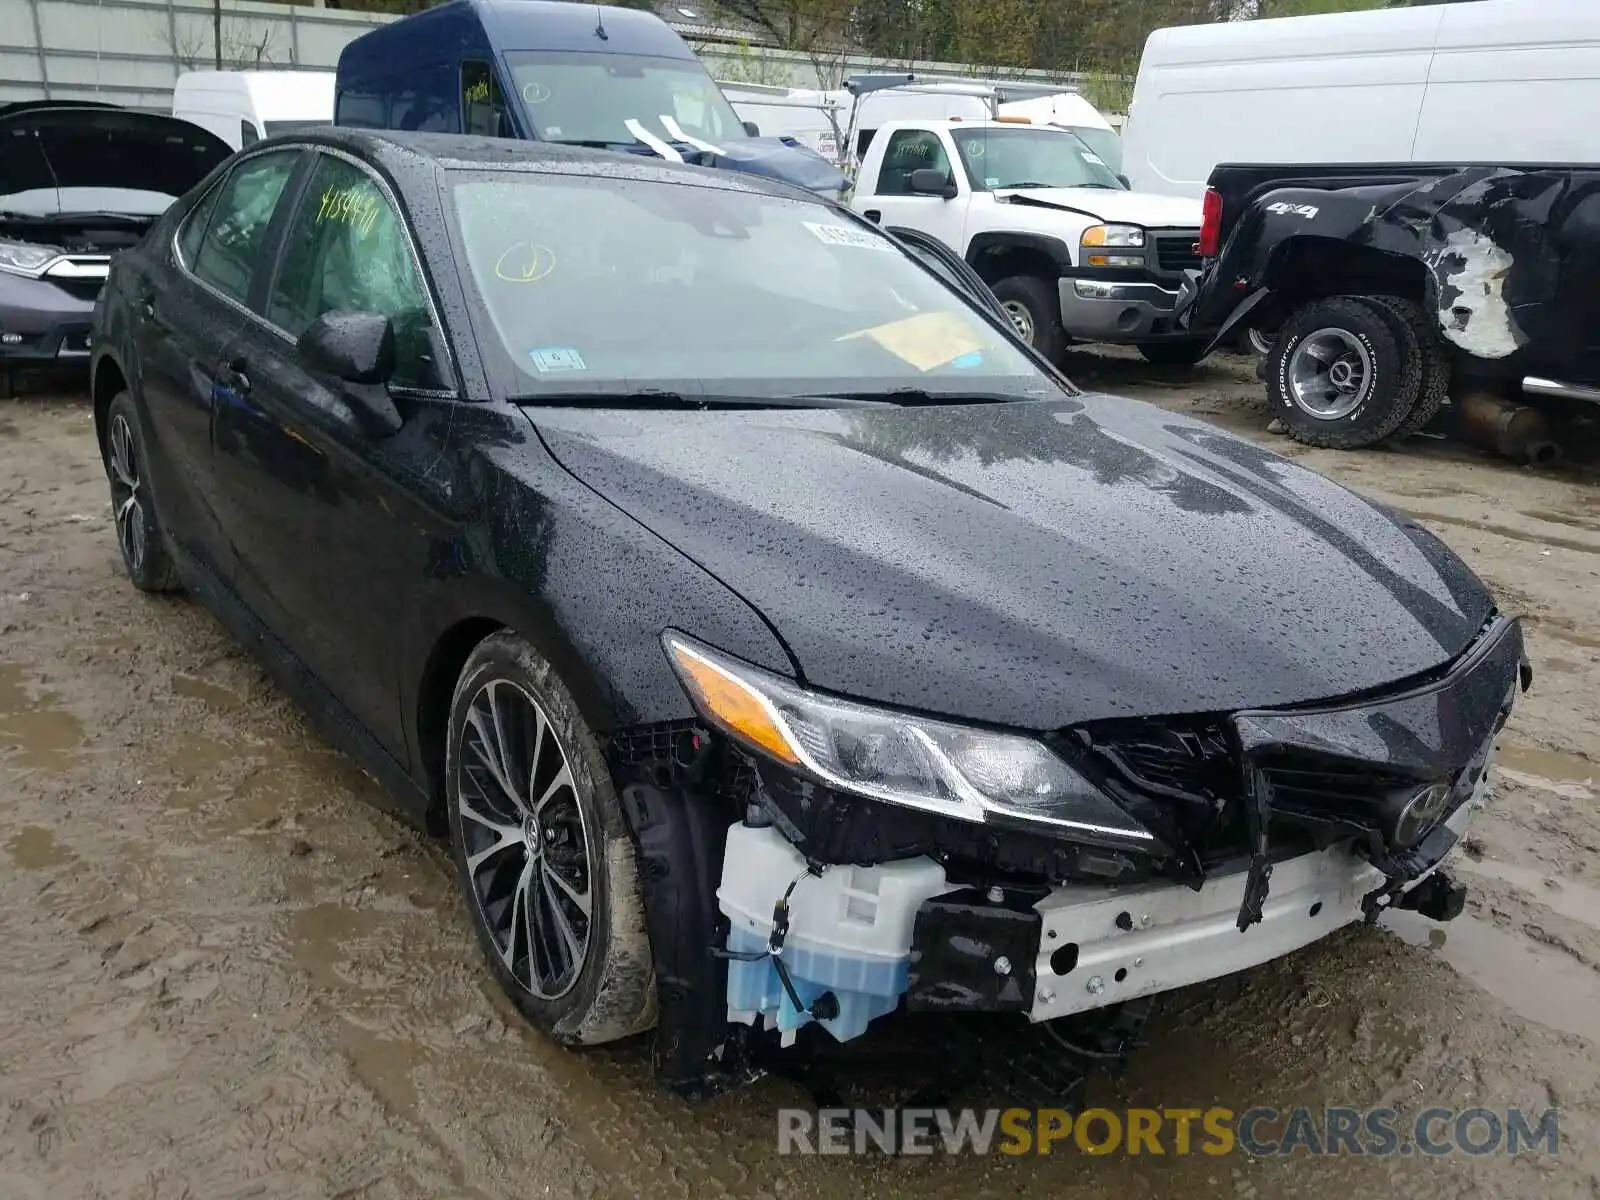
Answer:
1362;295;1452;437
992;276;1066;363
1269;296;1422;449
1137;339;1208;368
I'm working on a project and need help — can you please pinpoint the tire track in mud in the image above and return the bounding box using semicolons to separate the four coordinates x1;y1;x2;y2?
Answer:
3;394;1600;1198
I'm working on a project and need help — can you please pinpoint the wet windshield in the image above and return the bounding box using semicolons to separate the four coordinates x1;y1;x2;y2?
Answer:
504;51;747;146
448;171;1053;401
952;127;1124;191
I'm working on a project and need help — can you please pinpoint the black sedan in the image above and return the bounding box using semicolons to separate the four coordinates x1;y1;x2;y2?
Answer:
91;129;1527;1096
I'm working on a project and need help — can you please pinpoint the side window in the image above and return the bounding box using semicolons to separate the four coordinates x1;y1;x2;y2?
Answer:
462;59;507;137
335;86;387;130
267;155;436;389
876;130;952;196
177;179;223;267
240;120;259;147
190;151;300;304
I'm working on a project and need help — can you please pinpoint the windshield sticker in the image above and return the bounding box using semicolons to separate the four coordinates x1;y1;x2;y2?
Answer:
495;243;556;283
528;347;586;373
1080;151;1107;166
949;350;985;369
839;311;992;372
315;185;381;238
985;176;1001;188
522;81;552;104
803;222;894;252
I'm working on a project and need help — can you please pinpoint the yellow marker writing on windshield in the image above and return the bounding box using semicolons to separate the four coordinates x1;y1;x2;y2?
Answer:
494;242;556;283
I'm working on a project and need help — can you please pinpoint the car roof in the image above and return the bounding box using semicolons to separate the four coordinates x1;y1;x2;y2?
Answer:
271;127;829;203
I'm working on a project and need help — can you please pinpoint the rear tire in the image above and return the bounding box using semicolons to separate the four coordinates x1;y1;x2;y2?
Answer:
1267;296;1421;449
1362;294;1451;437
445;631;657;1046
102;392;180;593
1137;339;1208;368
992;275;1068;364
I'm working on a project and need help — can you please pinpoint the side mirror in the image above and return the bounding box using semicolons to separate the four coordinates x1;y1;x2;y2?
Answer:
742;120;760;137
297;310;402;437
1116;173;1131;188
909;168;957;200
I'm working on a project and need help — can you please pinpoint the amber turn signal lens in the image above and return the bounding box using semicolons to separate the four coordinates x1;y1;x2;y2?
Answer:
666;639;800;766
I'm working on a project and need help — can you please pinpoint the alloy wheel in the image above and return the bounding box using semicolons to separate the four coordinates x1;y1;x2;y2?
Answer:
1287;327;1374;420
456;678;593;1000
107;413;146;573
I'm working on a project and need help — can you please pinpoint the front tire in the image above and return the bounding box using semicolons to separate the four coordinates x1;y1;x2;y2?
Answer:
445;631;657;1046
992;275;1068;364
102;391;180;592
1267;296;1421;449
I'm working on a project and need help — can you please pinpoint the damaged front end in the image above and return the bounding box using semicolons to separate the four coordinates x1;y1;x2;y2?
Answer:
606;615;1529;1098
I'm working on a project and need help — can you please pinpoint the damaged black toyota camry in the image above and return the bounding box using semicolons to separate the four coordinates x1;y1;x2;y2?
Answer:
91;129;1529;1098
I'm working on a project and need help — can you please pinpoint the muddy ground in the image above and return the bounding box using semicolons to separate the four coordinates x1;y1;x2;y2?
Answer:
2;354;1599;1199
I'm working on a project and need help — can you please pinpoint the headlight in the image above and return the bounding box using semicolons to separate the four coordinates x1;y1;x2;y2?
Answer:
0;238;63;278
1081;224;1145;249
663;632;1157;848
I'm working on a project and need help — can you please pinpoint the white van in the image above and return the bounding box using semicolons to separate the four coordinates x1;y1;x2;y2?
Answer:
172;70;336;151
720;82;847;164
1123;0;1600;199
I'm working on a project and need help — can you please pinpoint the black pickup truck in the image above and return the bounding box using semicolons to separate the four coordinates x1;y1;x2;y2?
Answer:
1175;162;1600;450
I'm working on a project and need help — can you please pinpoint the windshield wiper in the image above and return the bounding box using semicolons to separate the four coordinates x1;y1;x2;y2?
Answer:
806;388;1039;406
510;389;895;410
544;138;662;155
0;209;151;224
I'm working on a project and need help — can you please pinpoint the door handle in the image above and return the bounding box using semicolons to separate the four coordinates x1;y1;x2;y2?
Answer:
863;209;882;224
223;356;251;395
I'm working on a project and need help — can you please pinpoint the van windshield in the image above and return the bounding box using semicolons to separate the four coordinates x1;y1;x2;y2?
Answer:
504;51;747;146
447;171;1051;401
951;127;1124;192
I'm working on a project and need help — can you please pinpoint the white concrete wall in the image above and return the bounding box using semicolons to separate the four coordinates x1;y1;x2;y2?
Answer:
0;0;388;111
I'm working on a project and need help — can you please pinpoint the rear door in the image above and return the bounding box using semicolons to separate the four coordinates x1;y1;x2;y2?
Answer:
132;148;304;576
208;149;455;760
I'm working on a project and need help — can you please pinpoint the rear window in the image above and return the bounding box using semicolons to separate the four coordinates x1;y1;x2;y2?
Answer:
447;171;1048;398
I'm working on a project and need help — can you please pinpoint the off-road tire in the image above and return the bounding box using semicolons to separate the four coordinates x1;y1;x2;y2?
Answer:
992;275;1068;364
102;392;181;593
1137;339;1209;368
1268;295;1421;449
445;630;657;1046
1362;294;1452;437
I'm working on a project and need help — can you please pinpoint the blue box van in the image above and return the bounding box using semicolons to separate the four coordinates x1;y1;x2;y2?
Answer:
334;0;847;196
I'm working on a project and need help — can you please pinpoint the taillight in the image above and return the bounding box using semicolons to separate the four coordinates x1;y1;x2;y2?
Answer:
1198;186;1223;258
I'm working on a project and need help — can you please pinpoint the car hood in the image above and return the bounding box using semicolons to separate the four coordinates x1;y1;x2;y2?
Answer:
0;104;232;207
529;395;1494;731
996;186;1202;229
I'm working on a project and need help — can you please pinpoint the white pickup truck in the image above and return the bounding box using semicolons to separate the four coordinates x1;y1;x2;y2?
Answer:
848;118;1207;365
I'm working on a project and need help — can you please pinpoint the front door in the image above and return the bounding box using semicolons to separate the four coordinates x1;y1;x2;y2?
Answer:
859;128;969;253
132;149;302;575
209;150;450;761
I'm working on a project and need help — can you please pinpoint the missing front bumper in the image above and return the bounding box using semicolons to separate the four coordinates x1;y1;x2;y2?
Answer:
1022;781;1482;1023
